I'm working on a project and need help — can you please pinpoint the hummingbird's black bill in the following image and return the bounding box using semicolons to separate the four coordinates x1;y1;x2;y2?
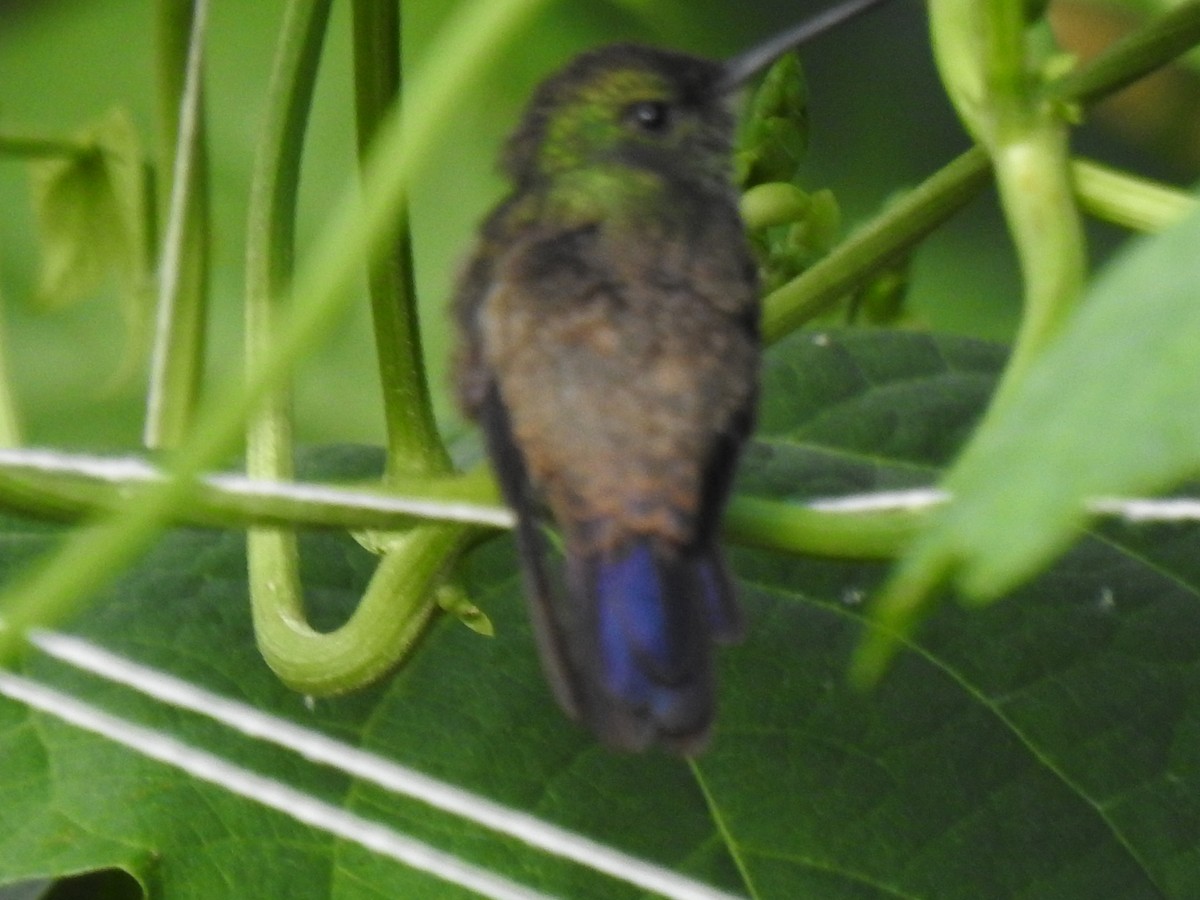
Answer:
716;0;896;94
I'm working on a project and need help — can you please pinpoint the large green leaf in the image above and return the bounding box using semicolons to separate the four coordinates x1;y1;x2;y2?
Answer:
1;331;1197;898
874;194;1200;620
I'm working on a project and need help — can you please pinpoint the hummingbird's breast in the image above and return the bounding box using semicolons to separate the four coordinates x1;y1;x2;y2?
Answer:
480;204;759;551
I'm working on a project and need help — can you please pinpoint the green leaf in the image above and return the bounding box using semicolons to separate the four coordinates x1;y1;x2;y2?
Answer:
1;333;1198;897
734;53;809;189
28;108;152;339
874;193;1200;616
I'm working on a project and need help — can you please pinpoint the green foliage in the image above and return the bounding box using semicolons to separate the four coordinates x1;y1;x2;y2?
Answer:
2;333;1200;897
1;0;1200;897
27;108;152;336
734;53;809;188
883;200;1200;602
737;55;851;299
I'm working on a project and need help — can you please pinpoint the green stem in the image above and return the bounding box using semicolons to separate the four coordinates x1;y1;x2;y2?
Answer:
0;134;94;159
0;0;552;665
760;147;992;343
244;0;333;695
0;468;88;522
245;0;459;693
351;0;450;480
240;0;478;697
929;0;1086;404
0;132;22;443
0;319;22;448
1071;157;1197;232
989;127;1085;399
727;495;923;559
256;522;474;694
1048;0;1200;107
144;0;212;449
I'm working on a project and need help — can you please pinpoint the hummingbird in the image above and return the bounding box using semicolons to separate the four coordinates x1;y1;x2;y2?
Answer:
452;0;893;753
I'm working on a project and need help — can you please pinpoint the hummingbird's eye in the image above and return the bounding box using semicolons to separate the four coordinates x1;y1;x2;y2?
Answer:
624;100;672;134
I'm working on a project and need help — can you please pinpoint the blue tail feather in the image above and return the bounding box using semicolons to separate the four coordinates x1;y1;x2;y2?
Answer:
583;538;732;751
595;543;669;700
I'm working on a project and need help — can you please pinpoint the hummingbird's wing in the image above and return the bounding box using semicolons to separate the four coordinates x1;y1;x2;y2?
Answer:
476;380;586;721
688;413;754;645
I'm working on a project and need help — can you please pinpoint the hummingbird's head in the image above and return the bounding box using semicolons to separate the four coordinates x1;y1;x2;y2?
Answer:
502;44;735;190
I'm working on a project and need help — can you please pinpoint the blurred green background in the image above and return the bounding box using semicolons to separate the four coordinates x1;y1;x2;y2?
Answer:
0;0;1196;451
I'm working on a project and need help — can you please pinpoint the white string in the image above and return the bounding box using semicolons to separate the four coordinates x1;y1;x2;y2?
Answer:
207;471;515;527
23;629;746;900
807;487;1200;523
3;446;1200;526
0;670;552;900
0;447;514;528
1086;496;1200;522
805;487;949;513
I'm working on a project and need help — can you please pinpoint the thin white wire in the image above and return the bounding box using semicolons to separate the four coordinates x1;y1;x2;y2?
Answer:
806;487;1200;523
1086;496;1200;522
0;670;551;900
805;487;949;513
25;629;746;900
0;447;515;528
0;447;161;482
5;446;1200;526
207;471;515;528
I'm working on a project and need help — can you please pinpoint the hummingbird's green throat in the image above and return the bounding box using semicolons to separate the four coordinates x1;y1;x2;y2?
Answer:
503;46;735;199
